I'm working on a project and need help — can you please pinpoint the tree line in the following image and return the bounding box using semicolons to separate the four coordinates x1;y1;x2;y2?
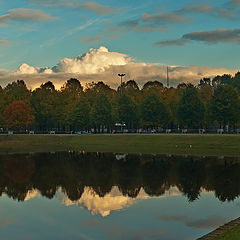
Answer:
0;152;239;202
1;72;240;132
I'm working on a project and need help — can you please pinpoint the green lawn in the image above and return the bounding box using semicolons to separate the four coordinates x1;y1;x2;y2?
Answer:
213;225;240;240
1;134;240;156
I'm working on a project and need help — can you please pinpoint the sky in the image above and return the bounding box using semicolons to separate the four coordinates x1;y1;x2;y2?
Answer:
1;0;240;89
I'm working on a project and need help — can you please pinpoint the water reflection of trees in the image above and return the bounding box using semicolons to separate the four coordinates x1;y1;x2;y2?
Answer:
0;152;239;203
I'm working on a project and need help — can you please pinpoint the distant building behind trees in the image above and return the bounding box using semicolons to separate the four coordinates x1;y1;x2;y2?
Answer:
1;73;240;133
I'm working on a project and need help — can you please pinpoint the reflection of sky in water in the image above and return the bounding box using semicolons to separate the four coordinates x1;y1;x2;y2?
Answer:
0;187;239;240
0;151;240;240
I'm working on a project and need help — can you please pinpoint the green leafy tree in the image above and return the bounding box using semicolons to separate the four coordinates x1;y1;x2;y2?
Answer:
4;80;31;104
0;87;6;127
212;74;233;88
177;83;188;90
86;81;114;97
208;85;240;127
142;81;165;100
198;78;211;87
85;81;118;124
198;83;213;105
60;79;83;131
61;78;83;97
73;97;90;131
163;87;183;127
118;80;140;102
141;94;170;128
118;95;139;129
177;85;205;128
142;81;164;91
30;81;59;131
232;72;240;94
91;94;113;132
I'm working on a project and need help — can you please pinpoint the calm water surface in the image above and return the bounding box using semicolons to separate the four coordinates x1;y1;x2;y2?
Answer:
0;152;239;240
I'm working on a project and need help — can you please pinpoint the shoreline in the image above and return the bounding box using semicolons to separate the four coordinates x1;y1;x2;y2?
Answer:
198;218;240;240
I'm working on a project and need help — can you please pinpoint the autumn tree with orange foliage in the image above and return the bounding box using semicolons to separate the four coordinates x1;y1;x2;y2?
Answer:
4;100;35;130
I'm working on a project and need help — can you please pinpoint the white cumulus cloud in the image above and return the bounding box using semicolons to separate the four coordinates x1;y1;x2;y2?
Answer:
15;63;39;74
0;46;238;90
52;46;130;74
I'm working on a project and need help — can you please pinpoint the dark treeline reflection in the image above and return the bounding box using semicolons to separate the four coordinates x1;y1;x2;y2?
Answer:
0;152;240;203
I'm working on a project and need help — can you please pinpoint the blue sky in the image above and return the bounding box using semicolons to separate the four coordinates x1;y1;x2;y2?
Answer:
0;0;240;88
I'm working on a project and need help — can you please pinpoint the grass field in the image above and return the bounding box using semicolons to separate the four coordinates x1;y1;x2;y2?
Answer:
1;134;240;156
213;225;240;240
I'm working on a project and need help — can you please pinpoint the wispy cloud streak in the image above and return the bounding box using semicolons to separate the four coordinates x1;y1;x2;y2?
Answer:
27;0;117;16
155;29;240;47
0;8;58;26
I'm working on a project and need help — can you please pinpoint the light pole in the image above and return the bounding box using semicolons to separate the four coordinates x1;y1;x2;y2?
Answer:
118;73;125;95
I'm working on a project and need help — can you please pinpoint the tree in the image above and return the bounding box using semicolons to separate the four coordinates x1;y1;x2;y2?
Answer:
118;95;139;129
85;81;118;125
212;74;233;88
40;81;55;92
0;87;6;127
142;81;164;91
118;80;140;102
162;87;181;128
4;100;34;130
198;83;213;105
198;77;211;87
86;81;114;96
177;83;187;89
30;81;59;131
73;97;90;131
208;85;240;127
232;72;240;94
91;94;113;132
60;79;84;130
118;80;139;93
141;94;170;128
61;78;83;97
4;80;31;104
142;81;165;99
177;84;205;128
85;81;116;103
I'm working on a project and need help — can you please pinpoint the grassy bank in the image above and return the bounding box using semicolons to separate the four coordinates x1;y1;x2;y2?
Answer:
200;218;240;240
1;134;240;156
215;225;240;240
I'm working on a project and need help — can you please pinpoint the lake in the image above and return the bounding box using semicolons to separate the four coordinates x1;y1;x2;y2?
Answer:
0;152;239;240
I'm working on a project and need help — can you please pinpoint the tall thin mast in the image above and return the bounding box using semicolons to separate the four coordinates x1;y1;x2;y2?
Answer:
167;66;169;88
